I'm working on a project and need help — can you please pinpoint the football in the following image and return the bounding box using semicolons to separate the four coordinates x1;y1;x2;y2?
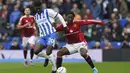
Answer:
56;67;67;73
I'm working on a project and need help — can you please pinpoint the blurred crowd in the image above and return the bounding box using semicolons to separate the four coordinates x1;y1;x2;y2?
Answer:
0;0;130;50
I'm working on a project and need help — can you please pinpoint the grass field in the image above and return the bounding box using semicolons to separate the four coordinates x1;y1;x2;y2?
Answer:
0;62;129;73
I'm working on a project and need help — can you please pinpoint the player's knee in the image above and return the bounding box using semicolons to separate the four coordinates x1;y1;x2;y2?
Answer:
46;46;53;55
34;49;39;55
30;44;34;49
80;48;87;57
57;51;63;56
24;47;28;51
46;51;52;55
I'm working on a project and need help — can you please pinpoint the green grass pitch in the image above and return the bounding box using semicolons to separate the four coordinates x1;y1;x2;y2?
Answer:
0;62;129;73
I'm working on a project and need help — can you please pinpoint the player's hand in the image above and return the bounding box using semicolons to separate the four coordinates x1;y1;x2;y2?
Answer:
63;27;68;31
24;22;30;27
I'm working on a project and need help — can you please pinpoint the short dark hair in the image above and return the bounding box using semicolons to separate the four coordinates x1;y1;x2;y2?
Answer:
66;11;75;17
33;0;42;7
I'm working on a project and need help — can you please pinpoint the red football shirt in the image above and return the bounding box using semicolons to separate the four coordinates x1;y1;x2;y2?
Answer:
56;19;104;44
18;15;35;37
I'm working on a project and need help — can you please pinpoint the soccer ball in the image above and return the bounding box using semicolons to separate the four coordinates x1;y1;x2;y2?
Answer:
56;67;67;73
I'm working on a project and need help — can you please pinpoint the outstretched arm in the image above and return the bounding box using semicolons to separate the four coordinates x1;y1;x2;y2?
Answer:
74;19;105;26
47;9;67;27
56;24;64;32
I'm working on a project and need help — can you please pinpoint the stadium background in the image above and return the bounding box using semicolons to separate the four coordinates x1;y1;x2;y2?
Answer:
0;0;130;73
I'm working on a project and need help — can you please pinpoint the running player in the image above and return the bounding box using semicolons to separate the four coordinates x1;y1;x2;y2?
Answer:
17;8;37;66
33;1;67;73
56;12;105;73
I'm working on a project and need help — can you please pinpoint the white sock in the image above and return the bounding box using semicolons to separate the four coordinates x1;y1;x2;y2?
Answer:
24;59;27;61
37;52;50;58
48;54;57;71
30;59;32;62
37;52;57;71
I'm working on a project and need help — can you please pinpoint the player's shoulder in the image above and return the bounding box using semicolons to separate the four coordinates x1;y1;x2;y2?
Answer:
20;15;26;19
46;8;56;12
29;15;35;18
19;15;27;21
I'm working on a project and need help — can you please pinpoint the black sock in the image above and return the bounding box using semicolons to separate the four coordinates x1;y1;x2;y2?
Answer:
30;49;34;60
56;56;63;68
85;55;95;69
23;50;27;60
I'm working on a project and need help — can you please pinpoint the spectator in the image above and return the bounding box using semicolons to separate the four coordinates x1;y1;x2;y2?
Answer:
108;13;122;41
52;3;59;12
96;0;102;5
117;0;128;18
113;8;122;20
103;39;113;49
126;0;130;11
0;5;8;24
123;16;130;37
84;25;93;42
23;0;33;8
80;3;88;18
91;29;101;41
71;3;80;14
82;9;93;19
10;40;20;50
62;0;72;14
0;44;4;50
73;11;81;20
111;23;122;41
90;1;101;19
0;0;3;11
122;40;130;48
121;34;130;48
102;27;112;41
92;42;101;49
9;5;21;30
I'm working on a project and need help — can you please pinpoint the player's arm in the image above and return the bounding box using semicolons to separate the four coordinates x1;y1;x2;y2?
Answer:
74;19;105;26
16;17;29;29
47;9;67;27
56;24;64;32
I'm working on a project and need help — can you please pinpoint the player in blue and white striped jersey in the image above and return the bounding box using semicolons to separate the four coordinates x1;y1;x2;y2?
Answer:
33;1;67;73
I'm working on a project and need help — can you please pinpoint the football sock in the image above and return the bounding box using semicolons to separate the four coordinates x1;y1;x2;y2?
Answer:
37;52;49;58
85;55;95;69
24;50;27;60
56;56;63;68
30;49;34;60
48;54;57;71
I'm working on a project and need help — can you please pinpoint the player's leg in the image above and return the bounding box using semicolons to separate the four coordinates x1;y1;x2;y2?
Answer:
23;46;28;66
56;44;77;69
44;33;56;67
44;45;53;67
29;44;34;65
79;48;98;73
45;33;58;73
22;37;29;67
56;47;70;68
28;36;37;66
34;38;48;58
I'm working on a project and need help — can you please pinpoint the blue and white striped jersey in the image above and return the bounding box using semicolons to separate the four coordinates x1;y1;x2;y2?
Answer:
34;9;58;37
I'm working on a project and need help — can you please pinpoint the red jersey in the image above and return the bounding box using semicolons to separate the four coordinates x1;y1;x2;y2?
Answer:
18;15;35;37
56;19;104;44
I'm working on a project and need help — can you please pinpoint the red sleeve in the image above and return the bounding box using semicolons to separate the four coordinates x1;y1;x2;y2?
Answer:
18;17;23;26
56;24;64;31
73;19;105;26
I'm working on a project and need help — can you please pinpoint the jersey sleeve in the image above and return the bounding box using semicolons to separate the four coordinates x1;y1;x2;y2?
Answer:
47;9;67;27
47;9;58;19
56;24;64;31
18;17;23;25
74;19;105;26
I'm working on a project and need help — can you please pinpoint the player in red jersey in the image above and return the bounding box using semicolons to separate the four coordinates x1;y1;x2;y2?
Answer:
17;8;37;66
56;12;105;73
